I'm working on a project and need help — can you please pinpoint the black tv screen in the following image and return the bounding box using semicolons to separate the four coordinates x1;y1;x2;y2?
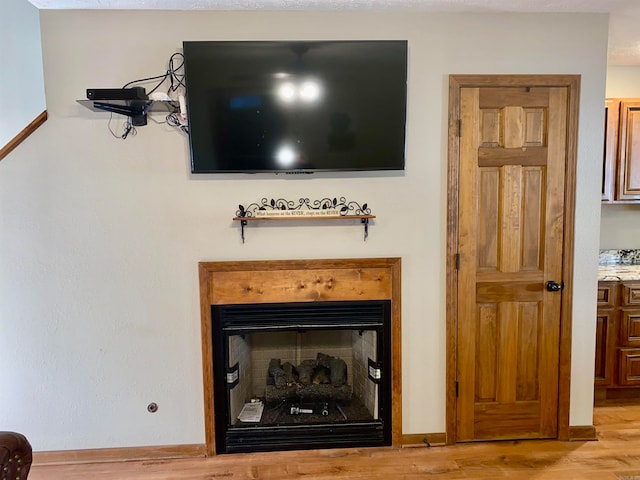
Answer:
183;40;407;173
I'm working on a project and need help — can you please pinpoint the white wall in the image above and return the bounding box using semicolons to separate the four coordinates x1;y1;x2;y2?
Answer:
0;0;46;148
601;66;640;249
0;10;608;451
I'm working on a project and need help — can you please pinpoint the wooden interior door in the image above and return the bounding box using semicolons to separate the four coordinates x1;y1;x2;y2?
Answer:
455;84;571;441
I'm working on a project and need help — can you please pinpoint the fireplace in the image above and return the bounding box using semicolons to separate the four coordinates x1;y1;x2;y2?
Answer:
212;300;392;453
199;258;401;455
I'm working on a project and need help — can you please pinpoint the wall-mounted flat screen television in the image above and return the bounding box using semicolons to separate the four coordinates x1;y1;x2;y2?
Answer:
183;40;407;174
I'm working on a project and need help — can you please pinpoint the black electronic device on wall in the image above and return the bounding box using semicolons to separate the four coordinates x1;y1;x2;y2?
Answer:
182;40;408;174
86;87;147;101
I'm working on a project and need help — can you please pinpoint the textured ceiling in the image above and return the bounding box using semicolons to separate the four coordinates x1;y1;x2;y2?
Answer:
26;0;640;65
24;0;627;11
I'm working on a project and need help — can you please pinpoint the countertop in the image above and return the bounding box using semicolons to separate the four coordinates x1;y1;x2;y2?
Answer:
598;249;640;281
598;265;640;281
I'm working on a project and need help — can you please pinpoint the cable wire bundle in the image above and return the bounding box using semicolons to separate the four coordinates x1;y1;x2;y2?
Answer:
109;52;188;138
122;52;186;96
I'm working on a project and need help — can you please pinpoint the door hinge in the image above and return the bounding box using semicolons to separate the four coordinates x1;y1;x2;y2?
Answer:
455;381;459;397
458;119;462;137
455;253;460;270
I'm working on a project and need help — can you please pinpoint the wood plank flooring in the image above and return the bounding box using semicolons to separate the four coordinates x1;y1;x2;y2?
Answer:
29;402;640;480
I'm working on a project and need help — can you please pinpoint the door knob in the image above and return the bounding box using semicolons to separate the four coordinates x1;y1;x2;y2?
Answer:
546;280;564;292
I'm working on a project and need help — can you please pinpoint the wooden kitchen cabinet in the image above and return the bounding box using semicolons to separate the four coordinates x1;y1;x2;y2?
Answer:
603;99;619;202
603;99;640;203
597;281;616;307
618;100;640;200
595;282;618;387
595;309;616;386
622;282;640;305
619;349;640;385
620;309;640;346
595;280;640;398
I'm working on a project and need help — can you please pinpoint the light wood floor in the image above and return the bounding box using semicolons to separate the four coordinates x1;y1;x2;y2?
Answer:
29;402;640;480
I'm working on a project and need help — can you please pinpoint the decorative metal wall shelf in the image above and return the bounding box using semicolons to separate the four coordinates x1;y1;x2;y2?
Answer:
233;197;375;243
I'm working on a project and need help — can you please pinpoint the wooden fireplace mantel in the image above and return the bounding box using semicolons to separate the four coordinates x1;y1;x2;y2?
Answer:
199;257;402;456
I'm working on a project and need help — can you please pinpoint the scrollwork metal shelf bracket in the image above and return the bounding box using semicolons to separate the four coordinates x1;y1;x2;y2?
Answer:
239;218;248;243
362;217;370;241
233;197;375;243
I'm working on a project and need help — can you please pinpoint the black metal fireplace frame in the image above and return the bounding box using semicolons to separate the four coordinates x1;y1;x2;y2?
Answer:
211;300;392;454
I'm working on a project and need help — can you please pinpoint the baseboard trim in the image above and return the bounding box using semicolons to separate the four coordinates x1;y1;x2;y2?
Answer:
33;443;207;465
401;433;446;447
568;425;597;441
33;426;585;462
595;387;640;404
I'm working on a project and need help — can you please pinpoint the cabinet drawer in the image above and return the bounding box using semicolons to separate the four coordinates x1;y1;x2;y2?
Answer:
619;348;640;385
598;283;617;307
622;283;640;306
620;309;640;346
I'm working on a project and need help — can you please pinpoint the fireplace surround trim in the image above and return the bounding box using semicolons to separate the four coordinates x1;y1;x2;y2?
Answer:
198;257;402;456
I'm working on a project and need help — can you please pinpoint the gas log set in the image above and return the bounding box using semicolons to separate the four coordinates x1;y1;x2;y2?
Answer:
263;352;357;421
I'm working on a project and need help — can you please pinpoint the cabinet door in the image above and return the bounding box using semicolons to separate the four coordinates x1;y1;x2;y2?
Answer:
617;100;640;201
619;348;640;385
595;309;616;386
603;99;619;202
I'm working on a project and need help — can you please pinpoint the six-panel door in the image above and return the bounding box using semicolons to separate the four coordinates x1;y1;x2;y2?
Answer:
457;86;568;441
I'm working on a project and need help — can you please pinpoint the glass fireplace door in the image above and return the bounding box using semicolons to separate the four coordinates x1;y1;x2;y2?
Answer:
212;301;391;453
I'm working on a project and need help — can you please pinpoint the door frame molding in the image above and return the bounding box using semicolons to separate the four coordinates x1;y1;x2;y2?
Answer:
446;74;580;443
